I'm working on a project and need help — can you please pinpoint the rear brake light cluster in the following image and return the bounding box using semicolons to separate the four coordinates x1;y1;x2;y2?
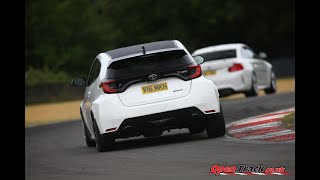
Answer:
100;80;119;94
101;65;202;94
188;65;202;79
228;63;244;72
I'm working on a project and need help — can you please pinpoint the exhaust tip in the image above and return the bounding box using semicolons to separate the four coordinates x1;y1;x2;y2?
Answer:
192;113;201;119
122;126;135;137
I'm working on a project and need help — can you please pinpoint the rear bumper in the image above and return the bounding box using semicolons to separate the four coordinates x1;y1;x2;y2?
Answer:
205;70;251;92
109;107;206;138
91;76;220;135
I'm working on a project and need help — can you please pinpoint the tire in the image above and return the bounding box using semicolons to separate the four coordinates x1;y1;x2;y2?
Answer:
264;71;277;94
80;110;95;147
92;116;115;152
245;73;259;97
205;105;226;138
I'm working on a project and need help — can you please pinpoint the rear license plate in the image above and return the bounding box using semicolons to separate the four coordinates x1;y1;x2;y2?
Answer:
141;82;168;94
203;70;216;76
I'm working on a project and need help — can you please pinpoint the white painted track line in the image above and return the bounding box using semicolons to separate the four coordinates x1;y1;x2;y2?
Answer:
241;129;294;140
228;122;282;134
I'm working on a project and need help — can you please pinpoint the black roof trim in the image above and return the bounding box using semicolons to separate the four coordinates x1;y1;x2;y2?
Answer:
105;40;177;59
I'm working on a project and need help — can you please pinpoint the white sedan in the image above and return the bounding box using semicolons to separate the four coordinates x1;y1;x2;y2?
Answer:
192;43;277;97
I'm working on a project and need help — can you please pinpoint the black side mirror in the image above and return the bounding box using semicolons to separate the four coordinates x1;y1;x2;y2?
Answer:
193;55;205;65
71;76;86;87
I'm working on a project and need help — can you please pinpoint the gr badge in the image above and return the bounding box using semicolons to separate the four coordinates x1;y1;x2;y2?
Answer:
148;74;158;81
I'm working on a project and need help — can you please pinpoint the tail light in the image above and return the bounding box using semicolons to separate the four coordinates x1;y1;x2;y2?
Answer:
228;63;244;72
189;65;202;79
100;80;118;93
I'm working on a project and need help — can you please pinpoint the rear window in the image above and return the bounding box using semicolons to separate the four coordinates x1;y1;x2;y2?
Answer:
198;49;237;61
107;50;196;79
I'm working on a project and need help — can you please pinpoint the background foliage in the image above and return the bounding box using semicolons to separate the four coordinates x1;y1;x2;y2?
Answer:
25;0;294;87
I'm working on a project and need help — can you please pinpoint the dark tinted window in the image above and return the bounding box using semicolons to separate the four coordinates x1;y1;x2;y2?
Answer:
106;40;177;59
107;50;195;79
87;59;101;86
198;49;237;61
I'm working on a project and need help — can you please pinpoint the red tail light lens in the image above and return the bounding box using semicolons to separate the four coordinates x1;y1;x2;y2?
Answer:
100;80;118;93
189;65;202;79
105;127;117;132
228;63;244;72
205;109;216;113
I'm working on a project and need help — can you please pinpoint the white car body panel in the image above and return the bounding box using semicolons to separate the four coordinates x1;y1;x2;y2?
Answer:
89;76;219;137
117;77;191;107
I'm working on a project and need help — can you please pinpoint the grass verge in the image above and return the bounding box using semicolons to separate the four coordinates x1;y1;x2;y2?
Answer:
25;100;81;127
281;112;295;129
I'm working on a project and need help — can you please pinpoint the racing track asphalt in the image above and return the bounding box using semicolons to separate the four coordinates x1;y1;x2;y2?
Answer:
25;92;295;180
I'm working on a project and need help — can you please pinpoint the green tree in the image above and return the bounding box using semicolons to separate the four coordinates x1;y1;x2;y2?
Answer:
26;0;294;87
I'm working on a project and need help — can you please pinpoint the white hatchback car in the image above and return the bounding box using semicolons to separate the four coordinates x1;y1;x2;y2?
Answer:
72;40;225;152
192;43;277;97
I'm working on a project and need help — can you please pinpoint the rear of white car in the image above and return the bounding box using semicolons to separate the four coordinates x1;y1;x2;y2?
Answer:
72;40;225;152
192;43;277;97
